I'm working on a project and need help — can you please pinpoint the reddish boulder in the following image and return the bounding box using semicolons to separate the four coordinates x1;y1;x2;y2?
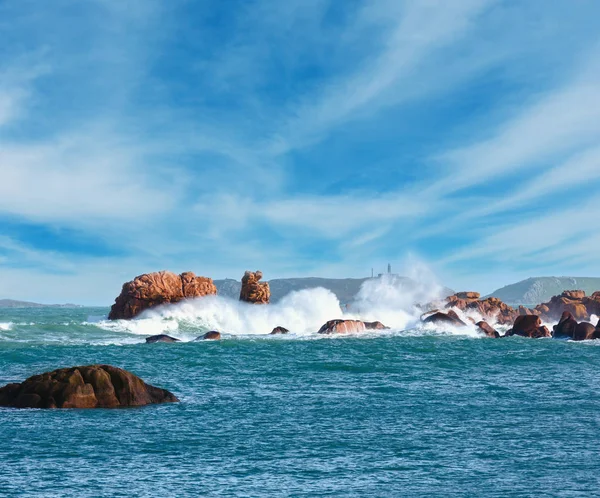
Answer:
0;365;178;409
563;290;586;300
445;294;517;325
572;322;600;341
317;319;388;334
476;321;500;338
518;306;540;316
506;315;551;338
456;292;480;300
197;331;221;340
553;312;578;339
270;326;289;335
239;271;270;304
109;271;217;320
534;290;596;321
145;334;180;343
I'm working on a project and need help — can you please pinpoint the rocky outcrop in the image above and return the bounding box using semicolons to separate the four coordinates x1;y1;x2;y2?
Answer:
476;321;500;338
109;271;217;320
317;319;388;334
553;312;578;339
534;290;600;321
270;326;289;335
422;310;467;328
197;331;221;340
145;334;180;343
572;322;599;341
239;271;270;304
505;315;551;338
0;365;179;409
445;293;517;325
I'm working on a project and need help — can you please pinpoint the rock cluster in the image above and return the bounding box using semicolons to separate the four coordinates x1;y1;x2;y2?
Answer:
239;271;270;304
445;292;517;325
534;290;600;321
0;365;178;409
505;315;551;338
317;319;388;334
109;271;217;320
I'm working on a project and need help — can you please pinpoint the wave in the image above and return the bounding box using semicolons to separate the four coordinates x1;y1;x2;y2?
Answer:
0;322;12;331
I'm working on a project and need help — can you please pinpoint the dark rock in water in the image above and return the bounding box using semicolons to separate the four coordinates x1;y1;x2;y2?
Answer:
553;311;578;338
505;315;551;338
270;326;289;335
0;365;179;409
109;270;217;320
145;334;180;343
317;319;388;334
422;311;466;328
476;321;500;338
196;331;221;340
572;322;599;341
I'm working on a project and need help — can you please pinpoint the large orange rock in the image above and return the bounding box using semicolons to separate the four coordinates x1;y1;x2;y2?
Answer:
445;294;517;325
476;321;500;338
317;319;388;334
0;365;179;409
109;270;217;320
505;315;551;338
534;290;600;321
239;271;270;304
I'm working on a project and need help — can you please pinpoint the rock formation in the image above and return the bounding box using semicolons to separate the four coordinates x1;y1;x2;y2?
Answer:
197;331;221;340
0;365;179;409
445;293;517;325
317;319;388;334
534;290;600;321
145;334;180;343
572;322;599;341
270;326;289;335
476;321;500;338
505;315;551;338
552;312;578;339
422;310;467;328
109;271;217;320
239;271;270;304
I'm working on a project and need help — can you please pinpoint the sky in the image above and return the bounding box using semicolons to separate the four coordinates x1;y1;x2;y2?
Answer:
1;0;600;305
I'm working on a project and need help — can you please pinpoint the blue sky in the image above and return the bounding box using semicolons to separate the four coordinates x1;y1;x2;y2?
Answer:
1;0;600;304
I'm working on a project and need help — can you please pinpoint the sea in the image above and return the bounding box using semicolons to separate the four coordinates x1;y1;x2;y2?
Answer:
1;283;600;497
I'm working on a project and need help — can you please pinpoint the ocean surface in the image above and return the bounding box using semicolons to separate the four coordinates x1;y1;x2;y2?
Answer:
1;299;600;497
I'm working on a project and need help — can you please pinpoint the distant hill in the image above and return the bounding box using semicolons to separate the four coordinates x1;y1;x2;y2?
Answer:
215;276;453;304
487;277;600;305
0;299;81;308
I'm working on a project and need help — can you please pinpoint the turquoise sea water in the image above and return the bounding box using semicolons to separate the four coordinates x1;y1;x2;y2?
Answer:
1;307;600;496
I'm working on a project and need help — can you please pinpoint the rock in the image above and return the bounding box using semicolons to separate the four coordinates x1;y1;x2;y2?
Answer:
534;289;600;321
505;315;551;338
270;326;289;335
422;311;467;328
196;331;221;340
239;271;270;304
0;365;179;409
109;271;217;320
476;321;500;338
562;290;586;300
553;311;578;339
317;319;388;334
572;322;599;341
456;291;480;300
518;305;539;316
145;334;180;343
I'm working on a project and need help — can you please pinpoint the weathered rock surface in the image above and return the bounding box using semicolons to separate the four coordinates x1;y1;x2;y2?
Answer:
505;315;551;338
476;321;500;338
270;326;289;335
317;319;388;334
422;310;467;328
145;334;180;343
109;271;217;320
572;322;600;341
0;365;178;409
196;331;221;340
446;293;517;325
553;312;578;339
239;271;270;304
534;290;600;321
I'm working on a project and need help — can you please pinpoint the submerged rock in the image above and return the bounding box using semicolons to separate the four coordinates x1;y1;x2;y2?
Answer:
317;319;388;334
109;270;217;320
239;270;270;304
505;315;551;338
145;334;180;343
0;365;179;409
422;310;467;328
196;331;221;340
270;326;289;335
